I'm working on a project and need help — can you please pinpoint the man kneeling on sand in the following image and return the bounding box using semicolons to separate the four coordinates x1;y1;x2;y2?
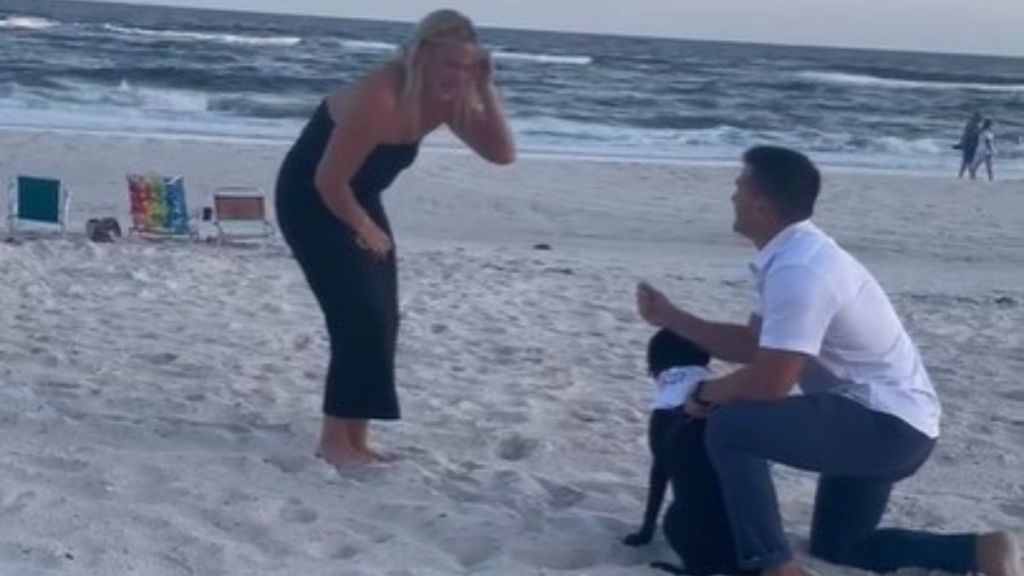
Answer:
636;146;1022;576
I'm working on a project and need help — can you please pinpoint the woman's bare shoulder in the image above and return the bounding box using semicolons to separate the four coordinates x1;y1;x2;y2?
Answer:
325;65;403;124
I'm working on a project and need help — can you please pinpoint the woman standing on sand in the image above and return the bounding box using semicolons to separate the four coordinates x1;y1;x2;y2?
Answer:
275;9;515;468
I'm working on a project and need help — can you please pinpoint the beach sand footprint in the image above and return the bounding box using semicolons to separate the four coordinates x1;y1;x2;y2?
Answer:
535;477;586;509
997;389;1024;403
27;454;90;474
263;453;312;475
31;380;84;401
138;351;179;365
998;498;1024;520
279;498;318;524
0;489;37;516
436;531;503;570
495;433;540;462
510;539;601;571
200;507;295;558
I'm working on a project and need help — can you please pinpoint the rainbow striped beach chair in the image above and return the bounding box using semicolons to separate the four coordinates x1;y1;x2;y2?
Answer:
127;173;196;239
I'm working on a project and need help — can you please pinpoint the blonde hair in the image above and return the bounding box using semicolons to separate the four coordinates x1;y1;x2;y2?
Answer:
397;9;480;105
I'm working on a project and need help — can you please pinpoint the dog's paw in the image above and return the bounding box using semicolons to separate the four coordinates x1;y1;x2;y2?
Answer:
649;561;690;575
623;530;654;546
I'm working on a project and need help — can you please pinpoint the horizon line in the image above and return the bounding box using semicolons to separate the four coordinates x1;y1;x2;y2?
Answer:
51;0;1024;60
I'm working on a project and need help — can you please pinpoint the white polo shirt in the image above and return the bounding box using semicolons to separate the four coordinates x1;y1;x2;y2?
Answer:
751;220;941;439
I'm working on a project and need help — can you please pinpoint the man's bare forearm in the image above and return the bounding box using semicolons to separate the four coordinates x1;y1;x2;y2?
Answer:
662;308;757;364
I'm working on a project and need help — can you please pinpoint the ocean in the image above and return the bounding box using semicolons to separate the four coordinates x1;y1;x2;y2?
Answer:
2;0;1023;175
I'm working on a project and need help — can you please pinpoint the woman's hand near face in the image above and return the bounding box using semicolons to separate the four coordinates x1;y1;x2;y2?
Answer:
475;48;494;88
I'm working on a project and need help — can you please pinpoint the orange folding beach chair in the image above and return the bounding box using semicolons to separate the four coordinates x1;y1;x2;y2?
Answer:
210;187;274;245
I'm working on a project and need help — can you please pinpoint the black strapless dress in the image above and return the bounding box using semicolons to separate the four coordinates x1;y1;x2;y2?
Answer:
275;100;419;420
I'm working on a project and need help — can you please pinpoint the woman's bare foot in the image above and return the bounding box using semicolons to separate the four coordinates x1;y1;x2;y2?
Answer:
344;419;397;462
316;440;373;468
317;416;373;468
360;446;400;463
977;532;1023;576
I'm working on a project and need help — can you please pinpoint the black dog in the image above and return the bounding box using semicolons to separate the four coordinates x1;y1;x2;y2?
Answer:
624;330;755;576
623;329;710;546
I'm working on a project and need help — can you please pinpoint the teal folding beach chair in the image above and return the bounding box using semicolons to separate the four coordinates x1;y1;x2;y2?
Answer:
6;175;72;238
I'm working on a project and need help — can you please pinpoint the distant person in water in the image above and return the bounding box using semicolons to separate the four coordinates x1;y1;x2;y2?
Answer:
275;9;515;469
971;118;997;182
957;111;982;179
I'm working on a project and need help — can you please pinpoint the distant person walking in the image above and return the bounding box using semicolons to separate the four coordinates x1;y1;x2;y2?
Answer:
971;118;997;181
957;111;982;178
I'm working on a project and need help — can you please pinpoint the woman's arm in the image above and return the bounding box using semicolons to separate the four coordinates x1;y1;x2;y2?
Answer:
314;83;397;258
448;53;516;165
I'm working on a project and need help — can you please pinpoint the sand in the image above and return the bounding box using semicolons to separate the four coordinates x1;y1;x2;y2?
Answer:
1;129;1022;575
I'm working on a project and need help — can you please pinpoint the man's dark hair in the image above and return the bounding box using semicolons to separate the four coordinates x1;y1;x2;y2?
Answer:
647;329;710;378
742;146;821;222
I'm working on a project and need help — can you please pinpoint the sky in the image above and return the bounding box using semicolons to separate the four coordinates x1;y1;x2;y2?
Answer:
84;0;1024;57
